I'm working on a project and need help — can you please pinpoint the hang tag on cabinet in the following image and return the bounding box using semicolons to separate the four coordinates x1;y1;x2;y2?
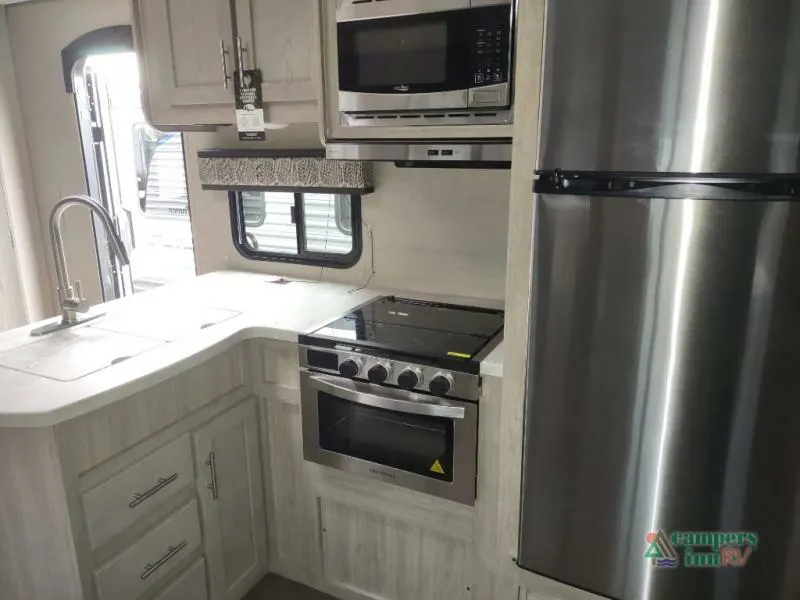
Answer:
235;69;266;141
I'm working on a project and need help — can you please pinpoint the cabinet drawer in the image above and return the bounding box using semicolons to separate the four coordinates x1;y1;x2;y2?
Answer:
94;501;202;600
153;559;208;600
83;435;194;549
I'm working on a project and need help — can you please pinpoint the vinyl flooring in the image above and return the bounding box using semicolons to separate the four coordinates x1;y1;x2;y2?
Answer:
243;574;337;600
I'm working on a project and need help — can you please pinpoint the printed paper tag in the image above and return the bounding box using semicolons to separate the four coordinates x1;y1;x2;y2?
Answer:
235;69;266;141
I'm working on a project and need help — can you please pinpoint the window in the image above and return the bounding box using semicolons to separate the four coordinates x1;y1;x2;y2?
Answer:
230;191;362;268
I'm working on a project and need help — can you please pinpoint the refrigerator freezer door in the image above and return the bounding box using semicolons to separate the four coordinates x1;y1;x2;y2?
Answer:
519;193;800;600
538;0;800;174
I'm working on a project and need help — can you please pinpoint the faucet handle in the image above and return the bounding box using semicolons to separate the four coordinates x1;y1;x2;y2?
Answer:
71;280;90;314
74;279;85;301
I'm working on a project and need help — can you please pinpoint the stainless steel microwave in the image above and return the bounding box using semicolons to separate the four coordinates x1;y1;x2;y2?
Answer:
335;0;515;127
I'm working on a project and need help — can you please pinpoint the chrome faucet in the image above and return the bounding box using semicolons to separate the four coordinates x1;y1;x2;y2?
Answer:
31;195;130;336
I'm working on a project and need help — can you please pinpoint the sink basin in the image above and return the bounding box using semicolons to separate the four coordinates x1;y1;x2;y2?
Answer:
0;327;164;382
90;307;240;342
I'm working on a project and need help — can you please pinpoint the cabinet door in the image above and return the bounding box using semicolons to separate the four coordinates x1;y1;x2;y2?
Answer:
321;499;472;600
194;399;268;600
265;398;320;578
134;0;236;127
234;0;318;123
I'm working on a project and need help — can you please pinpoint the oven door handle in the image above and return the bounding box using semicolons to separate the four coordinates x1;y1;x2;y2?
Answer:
306;374;467;420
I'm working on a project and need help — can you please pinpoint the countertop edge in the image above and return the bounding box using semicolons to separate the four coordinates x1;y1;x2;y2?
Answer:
0;273;505;428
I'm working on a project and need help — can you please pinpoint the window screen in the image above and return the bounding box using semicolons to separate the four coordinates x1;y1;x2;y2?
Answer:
230;191;362;268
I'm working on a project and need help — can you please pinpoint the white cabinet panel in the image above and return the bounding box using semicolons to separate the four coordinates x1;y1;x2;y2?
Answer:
265;398;320;572
321;498;472;600
93;501;202;600
194;399;268;600
134;0;236;127
153;559;209;600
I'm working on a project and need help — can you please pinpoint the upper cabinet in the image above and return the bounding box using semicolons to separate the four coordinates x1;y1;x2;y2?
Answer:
234;0;318;125
134;0;236;128
133;0;320;130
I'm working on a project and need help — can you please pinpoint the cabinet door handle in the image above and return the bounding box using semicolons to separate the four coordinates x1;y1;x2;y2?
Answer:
236;36;247;79
140;540;188;580
128;473;179;509
205;452;219;500
220;40;232;90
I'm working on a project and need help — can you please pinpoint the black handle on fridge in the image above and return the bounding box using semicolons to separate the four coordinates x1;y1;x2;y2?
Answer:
534;170;800;201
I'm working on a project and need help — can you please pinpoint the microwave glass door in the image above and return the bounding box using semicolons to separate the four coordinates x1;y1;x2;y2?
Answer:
337;6;510;96
318;391;455;482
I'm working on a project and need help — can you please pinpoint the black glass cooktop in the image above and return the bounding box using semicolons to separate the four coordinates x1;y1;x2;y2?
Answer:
301;297;504;366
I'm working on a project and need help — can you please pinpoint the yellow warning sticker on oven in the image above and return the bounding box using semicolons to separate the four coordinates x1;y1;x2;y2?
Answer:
447;352;472;359
430;460;445;475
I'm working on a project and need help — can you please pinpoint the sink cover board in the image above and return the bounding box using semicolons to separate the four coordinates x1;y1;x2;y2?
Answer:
90;307;240;341
0;327;164;382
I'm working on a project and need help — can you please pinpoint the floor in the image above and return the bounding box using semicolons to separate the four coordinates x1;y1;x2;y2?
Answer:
244;574;337;600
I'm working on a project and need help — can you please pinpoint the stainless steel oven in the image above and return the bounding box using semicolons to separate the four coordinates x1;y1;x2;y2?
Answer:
300;369;478;505
335;0;515;126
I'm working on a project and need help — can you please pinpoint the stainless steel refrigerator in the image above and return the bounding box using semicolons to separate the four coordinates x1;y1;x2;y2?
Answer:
518;2;800;600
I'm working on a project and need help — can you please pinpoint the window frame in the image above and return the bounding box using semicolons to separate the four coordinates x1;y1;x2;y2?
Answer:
229;190;363;269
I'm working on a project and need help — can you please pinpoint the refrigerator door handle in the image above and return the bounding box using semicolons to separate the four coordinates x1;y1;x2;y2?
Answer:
534;170;800;200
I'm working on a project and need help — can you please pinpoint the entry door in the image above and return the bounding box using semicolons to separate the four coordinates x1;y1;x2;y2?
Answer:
194;400;268;600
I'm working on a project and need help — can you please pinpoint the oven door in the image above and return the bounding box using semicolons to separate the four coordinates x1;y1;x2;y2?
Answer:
336;1;512;113
301;371;478;505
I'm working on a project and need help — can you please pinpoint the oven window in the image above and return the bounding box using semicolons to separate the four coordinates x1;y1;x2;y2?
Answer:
355;22;448;87
318;393;454;482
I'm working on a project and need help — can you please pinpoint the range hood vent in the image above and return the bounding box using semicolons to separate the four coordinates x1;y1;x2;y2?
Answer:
325;142;512;169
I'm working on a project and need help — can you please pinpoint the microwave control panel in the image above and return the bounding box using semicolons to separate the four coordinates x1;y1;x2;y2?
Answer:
471;4;512;88
473;27;508;85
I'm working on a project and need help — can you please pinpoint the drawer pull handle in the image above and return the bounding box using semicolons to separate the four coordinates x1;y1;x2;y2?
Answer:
129;473;179;509
205;452;219;500
140;540;188;580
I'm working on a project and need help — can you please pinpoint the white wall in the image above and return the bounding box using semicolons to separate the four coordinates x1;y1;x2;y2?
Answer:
186;130;511;301
7;0;133;308
0;6;51;325
7;0;510;309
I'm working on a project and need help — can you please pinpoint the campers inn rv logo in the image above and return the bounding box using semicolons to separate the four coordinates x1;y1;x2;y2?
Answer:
645;530;758;569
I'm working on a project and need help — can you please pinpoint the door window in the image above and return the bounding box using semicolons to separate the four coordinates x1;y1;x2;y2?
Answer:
75;52;196;298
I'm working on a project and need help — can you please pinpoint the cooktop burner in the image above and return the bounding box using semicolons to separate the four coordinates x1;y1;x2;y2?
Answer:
299;297;504;372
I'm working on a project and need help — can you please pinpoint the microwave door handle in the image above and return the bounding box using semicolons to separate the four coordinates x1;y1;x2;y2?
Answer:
307;374;466;420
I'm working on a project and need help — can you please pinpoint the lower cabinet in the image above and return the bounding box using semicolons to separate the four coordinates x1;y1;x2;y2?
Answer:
76;394;267;600
262;390;474;600
320;499;473;600
194;399;269;600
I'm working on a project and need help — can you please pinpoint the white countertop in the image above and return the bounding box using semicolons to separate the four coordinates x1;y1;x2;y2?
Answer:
0;272;504;428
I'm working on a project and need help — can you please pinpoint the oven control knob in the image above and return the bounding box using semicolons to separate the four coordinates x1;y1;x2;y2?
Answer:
368;363;390;384
339;358;362;378
397;368;422;391
430;374;454;397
